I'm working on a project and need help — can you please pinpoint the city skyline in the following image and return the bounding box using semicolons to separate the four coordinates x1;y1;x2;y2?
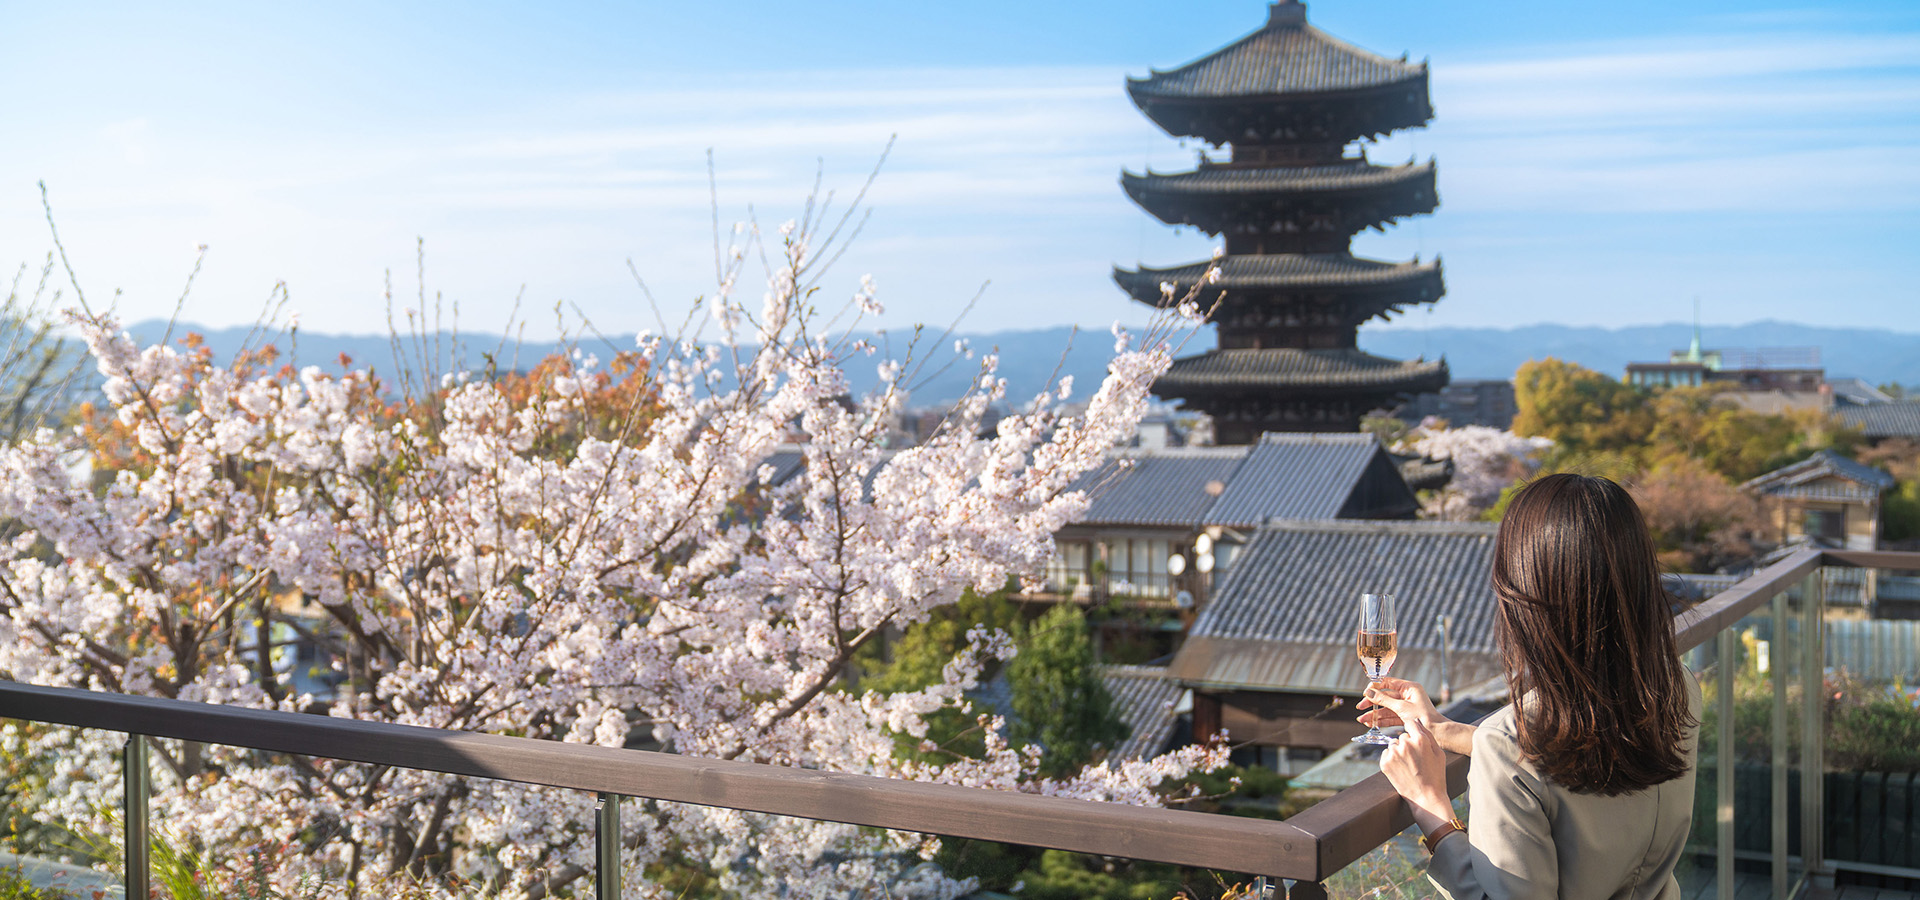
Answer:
4;0;1916;339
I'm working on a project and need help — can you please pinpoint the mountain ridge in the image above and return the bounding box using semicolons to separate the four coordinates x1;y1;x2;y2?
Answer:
117;319;1920;406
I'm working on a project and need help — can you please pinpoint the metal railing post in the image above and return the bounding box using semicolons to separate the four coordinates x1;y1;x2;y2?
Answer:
1286;878;1326;899
596;792;621;900
124;733;149;900
1771;587;1789;898
1717;625;1736;900
1801;569;1828;888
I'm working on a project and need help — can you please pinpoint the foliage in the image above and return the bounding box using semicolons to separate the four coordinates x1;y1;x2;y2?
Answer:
1701;657;1920;772
0;200;1225;899
1008;604;1130;779
858;586;1023;766
1512;358;1653;456
0;865;77;900
1357;412;1410;447
1159;763;1305;821
1016;850;1180;900
1628;457;1763;573
1643;387;1856;482
1860;439;1920;544
1826;672;1920;772
1512;358;1856;484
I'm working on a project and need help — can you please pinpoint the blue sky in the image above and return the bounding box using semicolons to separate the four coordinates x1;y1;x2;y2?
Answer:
4;1;1917;339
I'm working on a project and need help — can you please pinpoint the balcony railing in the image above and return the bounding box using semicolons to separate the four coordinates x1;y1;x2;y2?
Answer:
0;546;1914;899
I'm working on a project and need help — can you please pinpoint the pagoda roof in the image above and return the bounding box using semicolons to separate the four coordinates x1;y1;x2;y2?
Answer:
1154;348;1447;396
1128;2;1426;102
1123;159;1434;198
1114;253;1443;306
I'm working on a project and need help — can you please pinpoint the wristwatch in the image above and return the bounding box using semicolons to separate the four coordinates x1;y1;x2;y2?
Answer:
1422;817;1466;854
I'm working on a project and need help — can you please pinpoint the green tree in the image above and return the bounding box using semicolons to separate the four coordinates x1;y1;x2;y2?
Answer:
1512;358;1653;457
1007;603;1129;778
859;587;1022;765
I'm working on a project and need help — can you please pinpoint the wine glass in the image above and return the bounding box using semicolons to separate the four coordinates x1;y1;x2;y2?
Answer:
1352;592;1398;746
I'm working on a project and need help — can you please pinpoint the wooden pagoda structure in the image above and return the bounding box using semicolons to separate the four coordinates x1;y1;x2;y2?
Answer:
1116;0;1449;443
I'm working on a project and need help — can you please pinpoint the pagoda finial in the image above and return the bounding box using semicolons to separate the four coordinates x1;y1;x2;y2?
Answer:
1268;0;1307;28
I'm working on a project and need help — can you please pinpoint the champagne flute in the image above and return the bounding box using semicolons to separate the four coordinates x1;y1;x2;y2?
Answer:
1353;592;1399;745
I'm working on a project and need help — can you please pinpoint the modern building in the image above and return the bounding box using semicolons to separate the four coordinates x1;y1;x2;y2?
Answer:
1395;378;1517;430
1625;333;1827;413
1114;0;1448;442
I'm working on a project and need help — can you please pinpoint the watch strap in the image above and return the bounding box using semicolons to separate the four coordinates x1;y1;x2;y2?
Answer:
1422;817;1466;854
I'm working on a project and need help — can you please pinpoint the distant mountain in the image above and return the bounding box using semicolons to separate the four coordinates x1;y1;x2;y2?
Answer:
119;319;1920;407
1359;322;1920;386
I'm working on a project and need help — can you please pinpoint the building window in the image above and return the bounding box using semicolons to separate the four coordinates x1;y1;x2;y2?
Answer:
1045;541;1090;594
1804;509;1845;541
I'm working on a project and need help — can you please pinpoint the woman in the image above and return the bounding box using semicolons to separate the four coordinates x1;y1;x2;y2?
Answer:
1361;473;1701;900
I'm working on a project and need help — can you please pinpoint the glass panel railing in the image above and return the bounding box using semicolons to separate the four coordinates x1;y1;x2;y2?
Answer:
1820;565;1920;888
1678;638;1721;898
0;723;123;898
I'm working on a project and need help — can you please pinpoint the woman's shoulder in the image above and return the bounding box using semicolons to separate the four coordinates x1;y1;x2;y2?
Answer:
1471;702;1525;760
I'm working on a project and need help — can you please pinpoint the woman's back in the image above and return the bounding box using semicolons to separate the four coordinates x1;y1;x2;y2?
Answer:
1428;677;1702;900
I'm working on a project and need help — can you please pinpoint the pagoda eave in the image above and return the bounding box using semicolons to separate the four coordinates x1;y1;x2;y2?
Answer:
1151;349;1449;398
1113;254;1444;309
1128;75;1433;145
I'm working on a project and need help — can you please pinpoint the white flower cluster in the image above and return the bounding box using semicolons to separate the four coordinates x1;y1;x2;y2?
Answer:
1402;420;1554;520
0;227;1217;898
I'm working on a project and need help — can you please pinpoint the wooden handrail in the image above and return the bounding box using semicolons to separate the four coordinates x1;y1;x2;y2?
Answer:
4;547;1918;884
0;680;1316;878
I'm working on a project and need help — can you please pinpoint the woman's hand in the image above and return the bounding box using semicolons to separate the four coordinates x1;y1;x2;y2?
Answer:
1359;677;1475;756
1380;718;1455;832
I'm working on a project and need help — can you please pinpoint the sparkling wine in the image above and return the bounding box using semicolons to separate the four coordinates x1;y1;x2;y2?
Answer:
1357;629;1398;680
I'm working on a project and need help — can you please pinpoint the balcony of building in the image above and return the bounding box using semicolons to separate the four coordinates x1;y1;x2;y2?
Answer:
0;547;1915;899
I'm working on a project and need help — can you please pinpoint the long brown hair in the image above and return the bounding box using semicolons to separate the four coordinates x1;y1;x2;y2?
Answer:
1492;473;1695;795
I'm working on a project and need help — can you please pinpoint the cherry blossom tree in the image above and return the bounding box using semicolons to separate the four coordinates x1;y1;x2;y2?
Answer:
1400;420;1553;521
0;210;1223;898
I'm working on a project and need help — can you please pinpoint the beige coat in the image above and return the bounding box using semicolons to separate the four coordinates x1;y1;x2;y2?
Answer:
1428;677;1702;900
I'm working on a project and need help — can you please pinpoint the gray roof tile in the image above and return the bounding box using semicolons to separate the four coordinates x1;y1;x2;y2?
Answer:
1156;348;1448;394
1840;402;1920;440
1123;160;1434;197
1102;665;1185;761
1189;519;1500;649
1113;253;1444;307
1076;448;1250;527
1741;449;1895;495
1169;520;1503;693
1127;8;1425;100
1203;433;1381;525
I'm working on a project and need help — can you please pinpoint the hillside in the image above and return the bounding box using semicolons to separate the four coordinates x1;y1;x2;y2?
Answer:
119;320;1920;407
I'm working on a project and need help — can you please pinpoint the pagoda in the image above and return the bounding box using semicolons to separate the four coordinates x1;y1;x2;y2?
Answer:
1116;0;1449;444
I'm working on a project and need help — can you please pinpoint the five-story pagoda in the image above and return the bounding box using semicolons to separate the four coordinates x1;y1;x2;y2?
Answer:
1116;0;1448;443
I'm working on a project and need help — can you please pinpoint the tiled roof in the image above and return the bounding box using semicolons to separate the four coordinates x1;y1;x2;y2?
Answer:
1112;253;1444;306
1072;434;1414;528
1122;160;1434;198
1741;449;1895;496
1203;433;1383;526
1103;665;1185;761
1127;4;1426;100
1169;519;1503;693
1840;401;1920;440
1155;348;1448;394
1076;448;1250;527
1829;378;1894;407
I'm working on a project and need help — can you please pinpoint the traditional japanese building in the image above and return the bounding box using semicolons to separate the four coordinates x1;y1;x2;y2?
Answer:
1116;0;1449;443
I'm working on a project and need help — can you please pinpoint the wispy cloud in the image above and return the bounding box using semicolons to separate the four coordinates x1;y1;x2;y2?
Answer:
4;23;1914;336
